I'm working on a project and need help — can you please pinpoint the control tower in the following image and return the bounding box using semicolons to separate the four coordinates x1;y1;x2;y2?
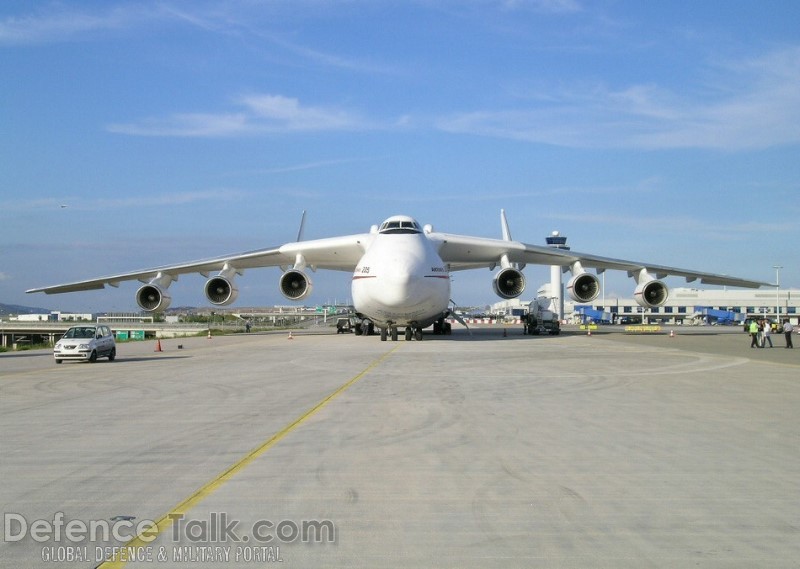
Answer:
545;231;569;320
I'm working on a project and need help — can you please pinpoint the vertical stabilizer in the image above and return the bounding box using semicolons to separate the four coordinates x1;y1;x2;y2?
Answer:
500;209;512;241
296;210;307;242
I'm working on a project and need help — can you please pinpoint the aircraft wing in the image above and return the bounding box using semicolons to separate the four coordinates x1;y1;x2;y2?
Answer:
26;234;370;295
431;232;767;288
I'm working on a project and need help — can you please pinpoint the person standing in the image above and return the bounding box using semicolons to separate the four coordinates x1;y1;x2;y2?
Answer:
763;320;773;348
749;319;760;348
784;320;794;348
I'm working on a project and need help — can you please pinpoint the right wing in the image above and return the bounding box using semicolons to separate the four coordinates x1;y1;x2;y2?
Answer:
26;234;371;295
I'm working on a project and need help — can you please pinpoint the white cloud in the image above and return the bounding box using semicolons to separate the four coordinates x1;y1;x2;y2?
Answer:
502;0;582;14
239;95;363;131
0;4;156;44
107;94;370;137
545;211;796;242
0;2;255;45
437;46;800;150
0;3;394;75
237;158;368;175
92;188;248;209
2;189;247;212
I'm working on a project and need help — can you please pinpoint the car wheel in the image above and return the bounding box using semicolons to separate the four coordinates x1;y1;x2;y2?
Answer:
89;350;97;363
108;348;116;361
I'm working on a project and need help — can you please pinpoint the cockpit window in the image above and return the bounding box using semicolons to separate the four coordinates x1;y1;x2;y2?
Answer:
378;220;421;234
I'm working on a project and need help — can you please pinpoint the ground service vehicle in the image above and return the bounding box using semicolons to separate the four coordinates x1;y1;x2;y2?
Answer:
336;317;355;333
523;301;560;336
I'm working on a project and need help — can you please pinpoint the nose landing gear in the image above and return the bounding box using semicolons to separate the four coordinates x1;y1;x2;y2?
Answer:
379;325;399;341
380;324;424;341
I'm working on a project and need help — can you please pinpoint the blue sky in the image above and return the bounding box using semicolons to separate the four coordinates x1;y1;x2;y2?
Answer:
2;0;798;313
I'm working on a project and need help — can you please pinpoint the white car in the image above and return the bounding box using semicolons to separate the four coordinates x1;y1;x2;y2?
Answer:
54;325;116;364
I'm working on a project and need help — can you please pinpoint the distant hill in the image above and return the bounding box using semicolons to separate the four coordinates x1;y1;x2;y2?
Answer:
0;302;52;316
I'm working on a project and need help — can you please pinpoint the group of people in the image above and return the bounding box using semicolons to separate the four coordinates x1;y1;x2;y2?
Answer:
749;319;794;348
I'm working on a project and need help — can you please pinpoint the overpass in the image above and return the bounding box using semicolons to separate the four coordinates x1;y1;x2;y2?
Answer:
0;321;209;350
0;308;334;349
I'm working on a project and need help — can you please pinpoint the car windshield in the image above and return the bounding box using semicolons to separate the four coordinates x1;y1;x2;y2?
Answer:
63;327;97;339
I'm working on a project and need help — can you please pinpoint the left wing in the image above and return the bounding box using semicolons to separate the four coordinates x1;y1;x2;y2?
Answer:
431;231;765;287
429;226;766;306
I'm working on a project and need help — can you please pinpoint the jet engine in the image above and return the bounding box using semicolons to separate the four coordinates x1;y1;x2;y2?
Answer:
136;284;172;312
566;273;601;303
493;267;526;299
280;270;313;300
205;276;239;306
634;279;669;308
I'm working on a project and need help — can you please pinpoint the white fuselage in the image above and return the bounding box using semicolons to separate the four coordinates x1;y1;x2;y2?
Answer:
351;230;450;328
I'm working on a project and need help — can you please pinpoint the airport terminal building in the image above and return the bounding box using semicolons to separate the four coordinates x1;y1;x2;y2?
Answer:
490;231;799;326
495;287;800;326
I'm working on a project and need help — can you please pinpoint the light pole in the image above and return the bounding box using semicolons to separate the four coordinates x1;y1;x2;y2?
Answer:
774;265;782;323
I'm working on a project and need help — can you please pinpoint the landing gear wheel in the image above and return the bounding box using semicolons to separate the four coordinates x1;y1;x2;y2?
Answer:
380;327;388;342
405;327;413;341
414;328;423;341
391;327;398;341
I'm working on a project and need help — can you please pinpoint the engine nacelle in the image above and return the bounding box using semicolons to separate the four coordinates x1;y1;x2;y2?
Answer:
566;273;601;303
280;270;313;300
493;268;526;299
634;280;669;308
205;276;239;306
136;284;172;312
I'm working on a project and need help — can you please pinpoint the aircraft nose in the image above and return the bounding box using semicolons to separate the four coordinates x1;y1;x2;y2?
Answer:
382;281;419;306
376;263;421;306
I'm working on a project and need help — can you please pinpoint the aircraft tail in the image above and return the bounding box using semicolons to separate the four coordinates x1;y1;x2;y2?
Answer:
500;209;526;271
500;209;512;241
296;210;307;241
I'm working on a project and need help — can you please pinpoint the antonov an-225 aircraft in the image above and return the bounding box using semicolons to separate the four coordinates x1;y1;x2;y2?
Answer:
28;211;765;341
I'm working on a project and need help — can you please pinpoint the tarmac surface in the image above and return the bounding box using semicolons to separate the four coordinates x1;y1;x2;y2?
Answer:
1;325;798;568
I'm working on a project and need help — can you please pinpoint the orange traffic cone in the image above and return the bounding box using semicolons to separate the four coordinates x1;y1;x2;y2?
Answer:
155;339;163;352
